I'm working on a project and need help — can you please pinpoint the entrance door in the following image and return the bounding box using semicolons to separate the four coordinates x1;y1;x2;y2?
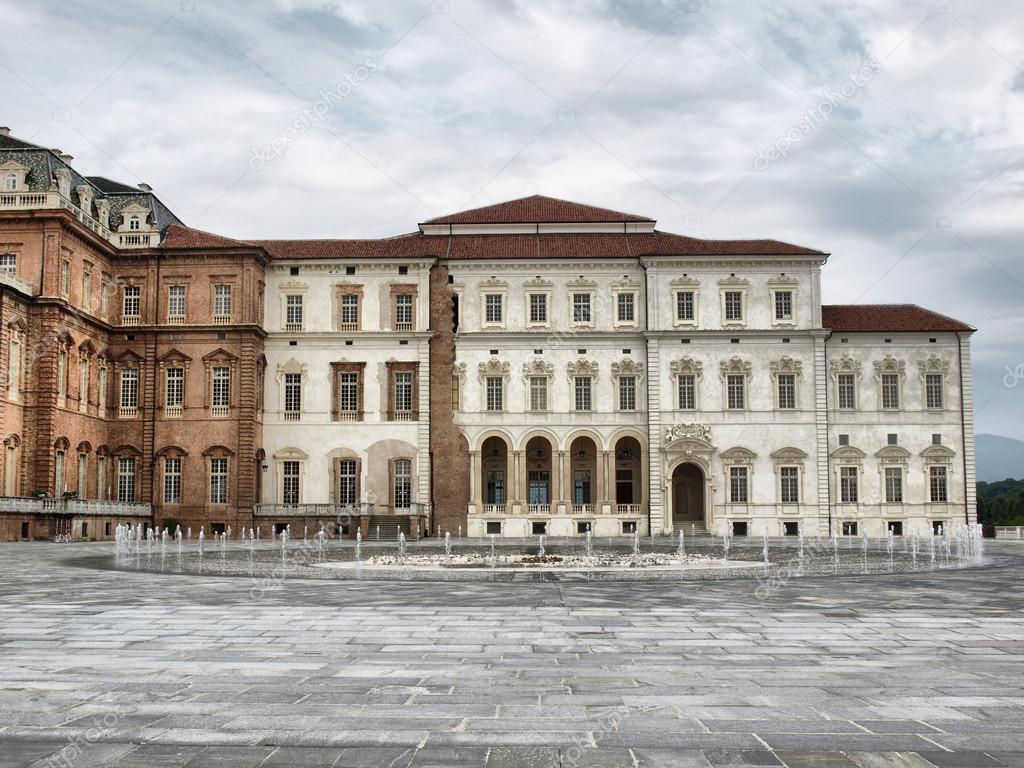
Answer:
527;471;549;504
671;463;705;524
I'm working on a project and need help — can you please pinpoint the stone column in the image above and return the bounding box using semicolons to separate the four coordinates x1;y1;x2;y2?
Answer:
557;450;567;512
469;451;480;510
511;450;521;503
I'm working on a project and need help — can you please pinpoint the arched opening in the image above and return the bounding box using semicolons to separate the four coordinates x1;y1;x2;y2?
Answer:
524;436;553;511
569;435;598;510
672;463;705;526
614;436;642;512
480;436;508;512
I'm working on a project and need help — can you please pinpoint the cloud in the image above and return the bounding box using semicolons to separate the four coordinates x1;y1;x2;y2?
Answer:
2;0;1022;435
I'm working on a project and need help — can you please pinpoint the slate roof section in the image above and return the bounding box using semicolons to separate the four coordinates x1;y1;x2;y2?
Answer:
87;176;142;194
823;304;973;332
422;194;654;224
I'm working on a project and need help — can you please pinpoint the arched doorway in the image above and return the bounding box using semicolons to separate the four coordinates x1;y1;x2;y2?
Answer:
480;436;509;512
524;436;553;511
671;463;705;527
569;435;598;511
613;436;642;512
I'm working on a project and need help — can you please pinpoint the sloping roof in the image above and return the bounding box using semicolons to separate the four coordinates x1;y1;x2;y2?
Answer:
251;232;440;260
823;304;973;332
422;195;654;224
161;224;252;249
0;134;43;150
87;176;141;194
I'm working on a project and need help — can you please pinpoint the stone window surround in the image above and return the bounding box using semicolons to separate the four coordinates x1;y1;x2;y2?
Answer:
6;317;25;400
211;279;236;321
718;276;748;328
522;357;554;412
671;276;700;328
385;360;419;421
390;283;418;331
874;445;910;505
770;355;803;410
831;446;866;506
719;357;751;411
921;445;956;504
611;358;643;412
163;281;189;321
873;354;906;411
670;357;703;410
276;359;308;419
568;278;597;329
721;447;756;505
331;453;362;505
768;275;800;327
273;447;308;505
278;280;308;330
202;349;238;411
830;353;863;410
525;285;553;329
156;445;188;506
480;279;506;329
918;354;951;411
157;351;192;415
771;447;807;505
479;358;510;413
334;283;364;331
567;359;599;413
390;456;415;509
0;160;30;192
612;277;641;329
331;361;366;421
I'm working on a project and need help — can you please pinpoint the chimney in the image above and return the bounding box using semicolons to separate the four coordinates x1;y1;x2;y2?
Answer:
60;153;74;163
0;127;10;136
137;182;152;193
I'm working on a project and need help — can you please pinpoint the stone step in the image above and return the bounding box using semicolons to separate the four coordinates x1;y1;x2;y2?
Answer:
365;516;411;541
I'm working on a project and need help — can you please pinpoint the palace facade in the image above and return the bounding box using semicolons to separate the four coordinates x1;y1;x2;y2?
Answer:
0;128;977;541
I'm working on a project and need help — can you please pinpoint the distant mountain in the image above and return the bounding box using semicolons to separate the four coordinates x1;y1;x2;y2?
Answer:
976;434;1024;482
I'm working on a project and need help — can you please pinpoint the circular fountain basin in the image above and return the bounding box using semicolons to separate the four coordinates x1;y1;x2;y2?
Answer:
313;552;763;573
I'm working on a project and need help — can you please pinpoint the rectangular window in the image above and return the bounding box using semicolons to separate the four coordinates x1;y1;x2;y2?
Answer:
60;261;70;296
881;373;900;409
167;285;185;320
119;368;138;414
57;349;67;400
929;466;948;502
451;375;460;410
7;337;20;399
676;291;694;322
837;374;856;409
393;459;411;508
729;466;749;503
678;374;696;410
484;294;503;324
572;293;591;324
885;467;903;503
528;293;548;324
394;372;413;414
486;470;506;505
486;376;503;411
165;368;184;411
840;466;858;503
54;450;65;497
163;458;182;504
82;271;91;311
209;458;228;504
117;458;135;502
98;367;107;411
100;282;110;316
122;285;140;318
339;372;359;416
282;460;300;504
338;460;357;505
727;374;745;410
574;376;592;411
842;521;858;536
774;290;793;320
214;284;232;319
926;373;944;409
780;466;799;503
617;292;635;323
283;373;302;420
395;294;413;329
97;456;106;500
0;253;16;274
619;375;636;411
529;376;547;411
212;367;230;414
777;373;796;409
285;295;303;329
724;291;743;321
340;294;359;328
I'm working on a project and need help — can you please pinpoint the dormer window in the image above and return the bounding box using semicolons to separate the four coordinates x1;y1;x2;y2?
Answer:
128;215;141;231
3;173;16;191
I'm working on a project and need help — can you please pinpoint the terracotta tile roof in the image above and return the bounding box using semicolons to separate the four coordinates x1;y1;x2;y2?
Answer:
161;224;252;249
422;195;654;224
251;233;443;259
823;304;973;332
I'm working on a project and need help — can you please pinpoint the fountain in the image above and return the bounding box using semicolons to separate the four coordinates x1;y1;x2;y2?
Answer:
762;532;769;569
444;531;452;558
721;530;732;563
631;530;640;565
861;531;868;573
677;530;685;558
458;525;462;539
355;529;362;563
585;529;593;559
376;525;380;542
398;531;406;561
538;534;546;559
886;529;894;570
489;534;496;565
198;528;205;555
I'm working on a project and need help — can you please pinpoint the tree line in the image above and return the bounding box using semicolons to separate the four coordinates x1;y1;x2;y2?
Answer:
977;478;1024;527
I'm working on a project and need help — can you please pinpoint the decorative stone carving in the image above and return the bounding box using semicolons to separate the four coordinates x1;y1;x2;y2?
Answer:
918;354;950;377
610;358;643;381
830;353;862;378
719;357;752;379
670;357;703;379
478;359;510;380
567;359;599;378
769;355;803;377
522;357;553;382
664;423;711;444
873;354;906;380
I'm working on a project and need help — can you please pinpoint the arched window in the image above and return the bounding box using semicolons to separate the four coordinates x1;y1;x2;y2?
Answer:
393;459;412;509
128;214;141;231
3;173;16;192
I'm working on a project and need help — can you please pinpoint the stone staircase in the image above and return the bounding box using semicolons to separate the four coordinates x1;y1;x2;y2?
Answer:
365;516;411;541
673;520;710;537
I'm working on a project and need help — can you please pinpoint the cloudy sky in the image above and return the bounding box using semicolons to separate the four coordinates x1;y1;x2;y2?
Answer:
2;0;1022;438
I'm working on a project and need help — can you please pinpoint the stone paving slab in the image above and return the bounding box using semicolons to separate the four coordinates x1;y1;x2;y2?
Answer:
0;542;1022;767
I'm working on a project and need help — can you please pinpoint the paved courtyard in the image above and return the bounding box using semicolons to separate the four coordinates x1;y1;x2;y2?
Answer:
0;543;1023;767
